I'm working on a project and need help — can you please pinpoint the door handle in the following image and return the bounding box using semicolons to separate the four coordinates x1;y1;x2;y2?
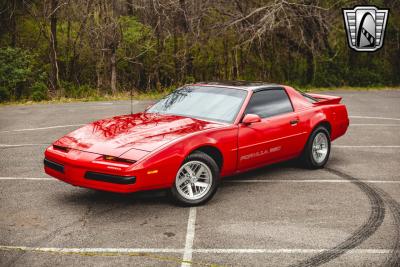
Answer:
290;119;299;126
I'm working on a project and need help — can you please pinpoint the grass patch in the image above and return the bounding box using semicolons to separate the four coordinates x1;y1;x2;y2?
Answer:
1;86;399;106
0;90;170;106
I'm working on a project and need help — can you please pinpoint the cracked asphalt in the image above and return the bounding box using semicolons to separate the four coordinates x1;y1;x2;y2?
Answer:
0;90;400;266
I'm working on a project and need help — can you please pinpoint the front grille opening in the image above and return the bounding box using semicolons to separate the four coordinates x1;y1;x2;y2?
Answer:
44;158;64;173
84;172;136;185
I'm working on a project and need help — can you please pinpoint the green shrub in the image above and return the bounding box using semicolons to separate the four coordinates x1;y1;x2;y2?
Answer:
0;47;36;100
30;81;48;101
0;86;10;102
348;69;383;87
62;81;97;98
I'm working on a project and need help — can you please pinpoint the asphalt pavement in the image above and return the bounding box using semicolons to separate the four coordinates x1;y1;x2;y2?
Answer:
0;90;399;266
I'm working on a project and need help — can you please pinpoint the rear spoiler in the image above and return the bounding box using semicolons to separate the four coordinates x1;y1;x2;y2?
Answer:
307;93;342;105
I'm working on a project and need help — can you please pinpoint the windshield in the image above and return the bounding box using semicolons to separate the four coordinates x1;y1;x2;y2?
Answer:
147;86;247;123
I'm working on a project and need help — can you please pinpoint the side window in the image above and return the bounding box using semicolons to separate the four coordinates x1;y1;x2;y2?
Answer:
245;89;294;118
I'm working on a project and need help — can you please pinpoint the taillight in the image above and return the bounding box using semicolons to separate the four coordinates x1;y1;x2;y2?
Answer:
102;155;136;164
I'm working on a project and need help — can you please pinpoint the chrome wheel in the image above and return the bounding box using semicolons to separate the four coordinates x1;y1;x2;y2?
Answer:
312;132;329;164
175;161;212;201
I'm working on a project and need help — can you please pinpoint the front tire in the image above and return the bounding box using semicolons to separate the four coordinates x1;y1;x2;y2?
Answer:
301;126;331;169
170;151;220;206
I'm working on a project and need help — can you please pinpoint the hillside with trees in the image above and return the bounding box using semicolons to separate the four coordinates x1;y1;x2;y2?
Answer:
0;0;399;102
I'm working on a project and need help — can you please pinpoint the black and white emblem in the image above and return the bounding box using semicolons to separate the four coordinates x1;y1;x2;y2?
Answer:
343;6;389;52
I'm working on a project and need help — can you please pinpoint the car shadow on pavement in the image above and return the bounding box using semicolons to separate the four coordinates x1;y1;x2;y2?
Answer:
56;187;173;208
53;158;322;208
223;159;299;182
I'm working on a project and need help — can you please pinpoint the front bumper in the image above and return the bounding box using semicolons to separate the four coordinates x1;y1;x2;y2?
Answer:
45;157;137;185
44;144;178;193
44;157;139;193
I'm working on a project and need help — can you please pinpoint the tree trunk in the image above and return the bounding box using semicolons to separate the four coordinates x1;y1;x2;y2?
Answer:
126;0;134;15
173;30;179;83
96;51;104;93
239;47;244;77
49;0;59;94
66;17;71;79
110;48;117;94
179;0;193;80
96;47;104;92
10;0;17;47
305;51;314;85
154;23;162;89
233;48;238;79
223;38;229;79
394;35;400;85
10;17;16;47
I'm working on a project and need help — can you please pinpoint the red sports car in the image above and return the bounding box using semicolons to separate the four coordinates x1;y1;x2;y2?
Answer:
44;82;349;205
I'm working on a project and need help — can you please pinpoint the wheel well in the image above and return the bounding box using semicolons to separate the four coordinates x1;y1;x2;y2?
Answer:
193;146;223;170
315;121;331;134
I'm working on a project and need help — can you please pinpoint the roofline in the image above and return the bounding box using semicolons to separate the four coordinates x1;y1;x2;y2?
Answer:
188;82;283;91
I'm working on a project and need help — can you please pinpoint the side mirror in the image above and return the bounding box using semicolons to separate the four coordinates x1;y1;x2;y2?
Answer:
242;114;261;125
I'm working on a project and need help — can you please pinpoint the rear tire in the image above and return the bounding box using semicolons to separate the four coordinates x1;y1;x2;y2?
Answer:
170;151;220;206
301;126;331;169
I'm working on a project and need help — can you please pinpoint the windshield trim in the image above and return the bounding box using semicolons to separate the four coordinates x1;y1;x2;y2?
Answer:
145;111;230;125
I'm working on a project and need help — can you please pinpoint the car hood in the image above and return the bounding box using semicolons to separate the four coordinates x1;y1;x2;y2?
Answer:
54;112;223;157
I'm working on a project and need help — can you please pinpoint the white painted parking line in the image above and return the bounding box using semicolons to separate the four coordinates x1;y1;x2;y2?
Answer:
1;177;399;184
0;245;183;253
0;124;84;133
0;177;53;181
225;179;400;184
0;115;397;134
349;115;400;121
182;207;197;267
334;145;400;148
0;245;394;255
351;124;400;126
0;143;50;148
193;248;394;254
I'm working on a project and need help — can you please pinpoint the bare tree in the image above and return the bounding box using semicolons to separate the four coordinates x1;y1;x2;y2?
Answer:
218;0;332;83
86;0;122;93
49;0;60;93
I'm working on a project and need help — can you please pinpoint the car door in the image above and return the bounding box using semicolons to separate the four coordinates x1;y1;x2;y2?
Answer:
237;88;306;171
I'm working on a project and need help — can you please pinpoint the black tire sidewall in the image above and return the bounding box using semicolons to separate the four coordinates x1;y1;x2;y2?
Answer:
170;151;220;206
305;126;331;168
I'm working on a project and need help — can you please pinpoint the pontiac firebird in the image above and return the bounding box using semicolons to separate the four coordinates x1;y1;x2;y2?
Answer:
44;82;349;205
